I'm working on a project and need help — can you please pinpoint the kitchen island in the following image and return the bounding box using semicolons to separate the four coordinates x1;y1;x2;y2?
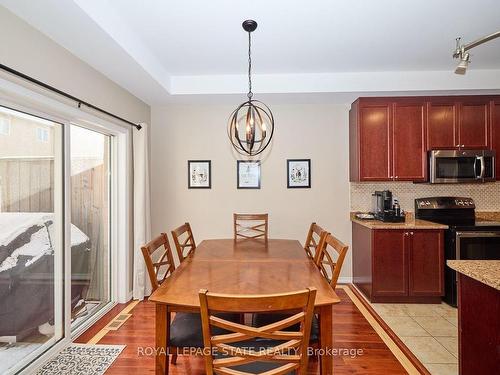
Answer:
447;260;500;375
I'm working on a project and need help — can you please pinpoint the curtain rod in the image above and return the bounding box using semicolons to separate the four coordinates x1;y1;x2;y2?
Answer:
0;63;142;130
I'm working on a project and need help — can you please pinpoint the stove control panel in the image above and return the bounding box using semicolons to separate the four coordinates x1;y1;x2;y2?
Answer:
415;197;476;210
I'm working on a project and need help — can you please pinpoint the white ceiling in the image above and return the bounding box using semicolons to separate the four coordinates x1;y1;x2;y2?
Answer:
2;0;500;104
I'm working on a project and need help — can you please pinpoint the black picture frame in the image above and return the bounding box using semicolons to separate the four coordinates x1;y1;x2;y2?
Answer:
237;160;261;189
188;160;211;189
287;159;311;188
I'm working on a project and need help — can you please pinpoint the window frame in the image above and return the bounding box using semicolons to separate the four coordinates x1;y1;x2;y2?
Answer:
0;76;132;374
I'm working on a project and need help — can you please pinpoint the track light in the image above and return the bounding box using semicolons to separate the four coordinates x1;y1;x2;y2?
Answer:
452;31;500;75
455;52;470;75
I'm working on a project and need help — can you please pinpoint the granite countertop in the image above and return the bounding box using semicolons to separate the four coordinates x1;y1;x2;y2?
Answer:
447;260;500;291
350;213;448;230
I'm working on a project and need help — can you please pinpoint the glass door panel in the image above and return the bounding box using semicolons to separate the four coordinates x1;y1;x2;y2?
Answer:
70;125;111;328
0;106;63;373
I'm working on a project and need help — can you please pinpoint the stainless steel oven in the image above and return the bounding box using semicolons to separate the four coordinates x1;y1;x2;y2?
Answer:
455;231;500;260
429;150;496;183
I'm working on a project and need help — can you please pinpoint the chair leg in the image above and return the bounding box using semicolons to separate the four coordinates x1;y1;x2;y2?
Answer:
170;353;178;364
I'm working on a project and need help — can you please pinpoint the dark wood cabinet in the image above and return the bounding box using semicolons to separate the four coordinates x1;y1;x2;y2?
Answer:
426;101;457;149
459;100;489;149
359;103;392;180
350;95;499;182
393;102;426;181
426;97;490;150
352;223;444;303
350;98;426;182
372;230;408;296
457;273;500;375
409;230;444;296
491;100;500;180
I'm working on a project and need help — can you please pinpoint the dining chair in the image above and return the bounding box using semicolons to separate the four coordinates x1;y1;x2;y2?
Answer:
233;213;269;241
199;288;317;375
141;233;239;371
315;233;349;289
171;222;196;263
304;222;328;262
141;233;176;291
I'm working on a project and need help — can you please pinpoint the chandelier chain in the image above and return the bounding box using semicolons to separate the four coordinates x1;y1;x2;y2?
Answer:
247;31;253;99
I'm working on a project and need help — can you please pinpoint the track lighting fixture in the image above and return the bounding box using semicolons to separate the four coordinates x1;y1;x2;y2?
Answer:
452;31;500;75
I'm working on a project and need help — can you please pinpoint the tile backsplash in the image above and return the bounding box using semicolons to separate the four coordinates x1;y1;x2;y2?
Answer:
350;182;500;212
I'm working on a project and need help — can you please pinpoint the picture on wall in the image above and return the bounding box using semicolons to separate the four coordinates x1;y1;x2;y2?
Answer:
287;159;311;188
188;160;211;189
237;160;261;189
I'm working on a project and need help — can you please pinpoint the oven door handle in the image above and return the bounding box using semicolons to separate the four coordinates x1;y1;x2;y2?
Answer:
456;231;500;238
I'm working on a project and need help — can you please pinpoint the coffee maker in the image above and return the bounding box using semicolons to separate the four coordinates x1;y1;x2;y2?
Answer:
372;190;405;222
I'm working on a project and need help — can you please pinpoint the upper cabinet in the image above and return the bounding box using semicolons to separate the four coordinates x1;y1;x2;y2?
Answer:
393;102;426;181
427;102;457;149
426;97;489;150
459;99;489;149
350;95;499;182
350;98;426;182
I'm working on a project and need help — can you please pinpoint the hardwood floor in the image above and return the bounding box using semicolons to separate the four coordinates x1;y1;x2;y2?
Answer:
75;288;408;374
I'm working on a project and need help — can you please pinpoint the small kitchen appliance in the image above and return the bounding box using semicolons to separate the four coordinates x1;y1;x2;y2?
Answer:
429;149;495;183
372;190;405;222
415;197;500;306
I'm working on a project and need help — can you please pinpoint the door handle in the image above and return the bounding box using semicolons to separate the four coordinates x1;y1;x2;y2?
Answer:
475;156;485;179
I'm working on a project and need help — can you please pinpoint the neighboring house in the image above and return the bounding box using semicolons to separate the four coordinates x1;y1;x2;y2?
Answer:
0;111;55;158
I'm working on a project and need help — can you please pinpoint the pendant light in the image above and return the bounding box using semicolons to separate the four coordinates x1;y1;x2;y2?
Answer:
228;20;274;156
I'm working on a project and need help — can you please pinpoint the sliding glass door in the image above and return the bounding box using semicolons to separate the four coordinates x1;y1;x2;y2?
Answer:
70;125;111;328
0;106;64;374
0;106;116;373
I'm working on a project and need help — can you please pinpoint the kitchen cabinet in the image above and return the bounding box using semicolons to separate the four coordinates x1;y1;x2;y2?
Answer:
409;230;444;296
352;223;444;303
350;95;499;183
372;230;408;296
350;98;426;182
459;100;489;149
426;98;489;150
393;102;426;181
491;100;500;180
350;100;392;181
426;101;457;149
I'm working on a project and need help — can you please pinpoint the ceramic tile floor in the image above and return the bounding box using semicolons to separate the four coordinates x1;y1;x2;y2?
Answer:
370;302;458;375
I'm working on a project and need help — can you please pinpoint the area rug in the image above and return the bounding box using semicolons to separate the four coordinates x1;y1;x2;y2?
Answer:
36;344;125;375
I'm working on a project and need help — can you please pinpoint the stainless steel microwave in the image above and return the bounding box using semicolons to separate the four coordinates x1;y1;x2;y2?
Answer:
429;150;496;183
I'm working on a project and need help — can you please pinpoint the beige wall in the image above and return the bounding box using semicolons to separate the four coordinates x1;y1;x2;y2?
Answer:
0;6;150;124
151;103;354;281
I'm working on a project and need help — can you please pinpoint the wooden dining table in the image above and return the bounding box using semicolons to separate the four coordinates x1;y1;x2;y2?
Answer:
149;238;340;375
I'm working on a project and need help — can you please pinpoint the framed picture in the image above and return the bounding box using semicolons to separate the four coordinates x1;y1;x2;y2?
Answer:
287;159;311;188
237;160;261;189
188;160;211;189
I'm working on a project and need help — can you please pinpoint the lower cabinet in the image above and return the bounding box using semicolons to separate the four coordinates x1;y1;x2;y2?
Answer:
353;223;444;302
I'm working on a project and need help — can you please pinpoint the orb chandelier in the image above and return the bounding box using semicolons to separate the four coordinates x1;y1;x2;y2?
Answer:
228;20;275;156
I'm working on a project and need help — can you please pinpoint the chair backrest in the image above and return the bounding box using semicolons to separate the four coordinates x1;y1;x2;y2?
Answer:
199;288;317;375
315;233;349;289
304;222;327;262
233;213;269;240
171;222;196;263
140;233;176;292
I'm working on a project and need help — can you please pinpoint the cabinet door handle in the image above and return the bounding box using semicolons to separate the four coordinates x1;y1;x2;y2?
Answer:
410;231;414;235
456;144;460;147
461;144;465;147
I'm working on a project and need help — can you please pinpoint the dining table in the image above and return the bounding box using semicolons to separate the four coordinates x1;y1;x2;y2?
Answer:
149;238;340;375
